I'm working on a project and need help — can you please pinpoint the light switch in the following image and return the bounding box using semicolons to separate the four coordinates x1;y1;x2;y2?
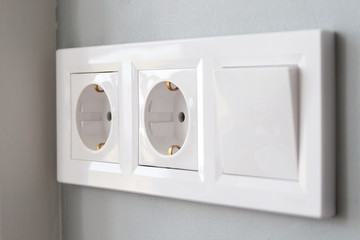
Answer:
215;66;299;180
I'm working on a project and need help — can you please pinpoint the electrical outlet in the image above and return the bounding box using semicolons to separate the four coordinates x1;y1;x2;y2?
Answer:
70;72;119;163
138;69;198;170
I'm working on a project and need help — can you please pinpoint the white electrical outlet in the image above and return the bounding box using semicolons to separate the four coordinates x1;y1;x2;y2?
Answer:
57;30;335;218
138;69;198;170
70;72;119;163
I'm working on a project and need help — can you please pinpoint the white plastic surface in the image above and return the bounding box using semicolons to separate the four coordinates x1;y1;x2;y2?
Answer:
215;66;299;180
71;72;119;163
57;30;335;218
139;69;198;170
75;84;111;150
144;82;187;155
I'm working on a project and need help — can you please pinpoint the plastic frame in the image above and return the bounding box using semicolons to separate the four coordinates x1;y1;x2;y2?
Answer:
57;30;335;218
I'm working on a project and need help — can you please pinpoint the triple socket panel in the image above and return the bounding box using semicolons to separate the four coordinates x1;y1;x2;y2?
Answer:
57;30;335;218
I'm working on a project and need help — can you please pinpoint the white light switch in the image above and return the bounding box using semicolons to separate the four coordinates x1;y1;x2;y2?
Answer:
215;66;298;180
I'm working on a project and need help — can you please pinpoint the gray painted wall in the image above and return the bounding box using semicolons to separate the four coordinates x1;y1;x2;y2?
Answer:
0;0;59;240
57;0;359;239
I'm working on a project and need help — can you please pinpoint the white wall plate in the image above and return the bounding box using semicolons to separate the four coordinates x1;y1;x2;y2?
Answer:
57;30;335;218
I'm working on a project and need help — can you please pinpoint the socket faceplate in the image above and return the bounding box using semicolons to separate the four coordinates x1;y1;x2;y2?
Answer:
144;82;188;156
76;84;111;151
57;30;335;218
139;69;198;171
70;72;119;163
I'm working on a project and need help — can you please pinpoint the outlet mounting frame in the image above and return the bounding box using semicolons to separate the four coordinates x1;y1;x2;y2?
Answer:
57;30;335;218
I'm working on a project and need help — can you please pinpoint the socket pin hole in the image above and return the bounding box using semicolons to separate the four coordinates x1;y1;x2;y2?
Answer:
107;111;112;121
178;112;185;122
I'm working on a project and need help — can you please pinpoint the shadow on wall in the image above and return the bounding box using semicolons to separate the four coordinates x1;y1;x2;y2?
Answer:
335;32;349;219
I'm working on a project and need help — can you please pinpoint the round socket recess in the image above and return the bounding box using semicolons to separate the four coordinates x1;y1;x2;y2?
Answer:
76;84;112;151
145;81;188;156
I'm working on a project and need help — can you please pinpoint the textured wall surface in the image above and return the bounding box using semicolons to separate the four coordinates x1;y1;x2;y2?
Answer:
57;0;360;239
0;0;59;240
